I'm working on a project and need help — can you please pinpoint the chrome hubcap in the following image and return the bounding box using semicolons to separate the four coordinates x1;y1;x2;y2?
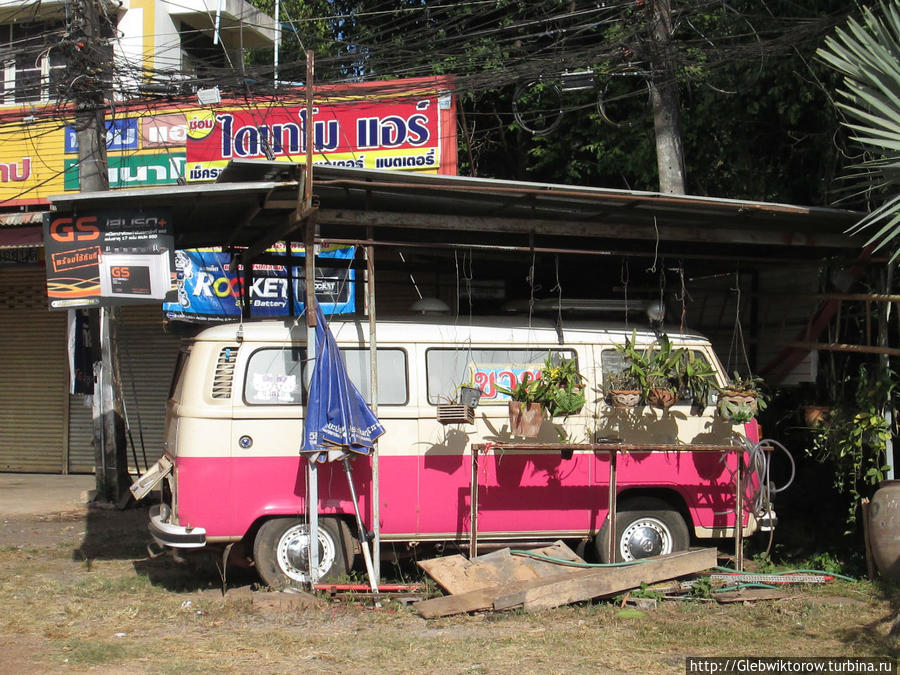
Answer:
276;523;336;583
620;517;672;561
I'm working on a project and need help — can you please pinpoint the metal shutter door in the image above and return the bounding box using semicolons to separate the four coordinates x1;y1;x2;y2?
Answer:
0;268;67;472
117;305;181;474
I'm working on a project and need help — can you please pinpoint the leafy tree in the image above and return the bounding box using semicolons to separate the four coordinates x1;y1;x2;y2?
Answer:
243;1;855;205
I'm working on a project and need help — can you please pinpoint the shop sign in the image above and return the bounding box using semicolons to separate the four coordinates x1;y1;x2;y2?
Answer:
163;245;355;322
43;209;174;309
63;153;186;190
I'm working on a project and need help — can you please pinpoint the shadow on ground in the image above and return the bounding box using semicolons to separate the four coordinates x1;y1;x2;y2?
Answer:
72;502;155;562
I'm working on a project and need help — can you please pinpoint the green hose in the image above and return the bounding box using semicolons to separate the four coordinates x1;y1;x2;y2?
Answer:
510;549;644;567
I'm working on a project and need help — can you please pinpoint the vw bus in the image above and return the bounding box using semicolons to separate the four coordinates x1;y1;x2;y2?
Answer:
135;316;772;588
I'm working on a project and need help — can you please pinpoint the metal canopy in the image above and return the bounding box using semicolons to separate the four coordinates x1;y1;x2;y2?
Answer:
46;160;864;261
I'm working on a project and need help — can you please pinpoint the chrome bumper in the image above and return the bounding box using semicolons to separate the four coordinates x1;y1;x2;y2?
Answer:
149;503;206;549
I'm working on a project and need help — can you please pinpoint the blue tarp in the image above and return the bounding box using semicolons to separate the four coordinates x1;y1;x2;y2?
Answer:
301;303;385;462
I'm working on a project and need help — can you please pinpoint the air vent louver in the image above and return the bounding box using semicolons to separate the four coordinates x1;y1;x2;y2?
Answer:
211;346;239;399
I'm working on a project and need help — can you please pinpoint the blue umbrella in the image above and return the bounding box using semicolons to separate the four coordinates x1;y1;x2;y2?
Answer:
301;302;384;591
302;302;385;462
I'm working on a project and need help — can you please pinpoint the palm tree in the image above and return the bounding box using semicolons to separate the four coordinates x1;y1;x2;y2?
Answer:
817;2;900;260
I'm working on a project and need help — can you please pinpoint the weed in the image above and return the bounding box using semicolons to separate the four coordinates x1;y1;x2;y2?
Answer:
689;577;714;599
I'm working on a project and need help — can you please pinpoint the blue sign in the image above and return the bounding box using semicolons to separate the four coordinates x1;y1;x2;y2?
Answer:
64;119;140;153
163;247;355;322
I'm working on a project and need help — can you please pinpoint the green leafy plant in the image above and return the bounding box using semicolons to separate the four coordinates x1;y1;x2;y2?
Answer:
494;371;544;405
808;364;895;532
615;331;684;393
674;350;718;413
494;354;586;417
689;576;714;600
540;354;586;416
716;371;768;423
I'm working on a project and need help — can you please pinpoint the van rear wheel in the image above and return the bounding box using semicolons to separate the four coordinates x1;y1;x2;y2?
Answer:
253;517;348;588
595;498;689;563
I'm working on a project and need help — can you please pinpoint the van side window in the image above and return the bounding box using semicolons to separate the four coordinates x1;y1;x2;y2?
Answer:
426;348;576;405
340;348;408;405
600;348;715;404
243;347;408;406
244;348;306;405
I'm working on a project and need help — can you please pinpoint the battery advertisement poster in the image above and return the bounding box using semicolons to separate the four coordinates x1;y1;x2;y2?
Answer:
43;209;174;309
162;245;355;322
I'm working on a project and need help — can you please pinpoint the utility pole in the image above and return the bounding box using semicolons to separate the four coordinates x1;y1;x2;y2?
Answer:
647;0;686;194
70;0;128;503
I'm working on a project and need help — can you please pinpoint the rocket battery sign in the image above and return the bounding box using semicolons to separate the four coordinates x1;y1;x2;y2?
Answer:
43;209;174;309
162;245;355;322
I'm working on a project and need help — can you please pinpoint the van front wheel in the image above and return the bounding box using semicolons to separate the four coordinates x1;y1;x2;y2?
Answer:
595;498;690;563
253;517;348;588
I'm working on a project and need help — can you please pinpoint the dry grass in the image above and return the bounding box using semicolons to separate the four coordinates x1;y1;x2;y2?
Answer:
0;507;897;674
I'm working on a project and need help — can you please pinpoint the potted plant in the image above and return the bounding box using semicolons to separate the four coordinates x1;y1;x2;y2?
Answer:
539;354;586;418
716;372;767;423
675;350;718;415
605;370;642;409
616;332;684;412
495;372;546;436
495;354;586;436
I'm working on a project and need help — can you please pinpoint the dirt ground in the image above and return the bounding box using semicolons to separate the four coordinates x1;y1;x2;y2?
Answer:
0;503;898;674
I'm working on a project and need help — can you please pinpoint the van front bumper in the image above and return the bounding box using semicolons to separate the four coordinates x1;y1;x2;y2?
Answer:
149;504;206;549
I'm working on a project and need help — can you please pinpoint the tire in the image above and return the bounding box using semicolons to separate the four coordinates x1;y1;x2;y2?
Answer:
253;517;348;588
595;498;690;563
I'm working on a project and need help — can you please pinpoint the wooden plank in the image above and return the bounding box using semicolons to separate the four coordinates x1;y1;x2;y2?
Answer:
418;542;585;596
494;547;718;612
416;548;715;618
415;589;497;619
715;588;787;603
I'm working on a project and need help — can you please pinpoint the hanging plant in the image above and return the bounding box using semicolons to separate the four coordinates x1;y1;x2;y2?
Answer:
605;370;642;409
716;372;767;423
674;350;718;415
495;354;586;435
615;331;684;412
539;355;586;417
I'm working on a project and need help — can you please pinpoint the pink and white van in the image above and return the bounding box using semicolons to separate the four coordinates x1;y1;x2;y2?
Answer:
136;316;772;588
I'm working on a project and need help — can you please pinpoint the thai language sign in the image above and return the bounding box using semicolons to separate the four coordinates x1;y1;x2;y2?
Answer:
43;209;174;309
0;76;456;206
162;245;355;322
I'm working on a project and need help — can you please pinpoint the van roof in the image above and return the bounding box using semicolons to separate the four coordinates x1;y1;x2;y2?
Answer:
189;315;711;346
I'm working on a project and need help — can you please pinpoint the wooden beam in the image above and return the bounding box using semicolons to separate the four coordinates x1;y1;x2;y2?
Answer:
781;341;900;357
494;547;717;612
317;209;852;249
415;547;717;617
242;205;316;264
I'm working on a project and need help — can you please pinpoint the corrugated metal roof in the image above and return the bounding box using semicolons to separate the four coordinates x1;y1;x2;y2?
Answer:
46;161;864;259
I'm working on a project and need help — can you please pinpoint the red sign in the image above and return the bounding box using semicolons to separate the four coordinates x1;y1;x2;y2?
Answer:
185;81;456;180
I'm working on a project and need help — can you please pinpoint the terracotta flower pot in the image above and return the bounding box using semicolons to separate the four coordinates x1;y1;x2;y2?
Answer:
508;401;543;437
717;391;758;422
647;387;677;412
801;405;831;427
608;390;641;409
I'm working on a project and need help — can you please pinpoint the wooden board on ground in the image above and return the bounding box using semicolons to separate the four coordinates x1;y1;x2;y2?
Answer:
714;588;788;603
415;547;717;618
417;541;585;595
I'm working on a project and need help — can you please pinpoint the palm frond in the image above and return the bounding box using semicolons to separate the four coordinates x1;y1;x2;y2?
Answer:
817;2;900;256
